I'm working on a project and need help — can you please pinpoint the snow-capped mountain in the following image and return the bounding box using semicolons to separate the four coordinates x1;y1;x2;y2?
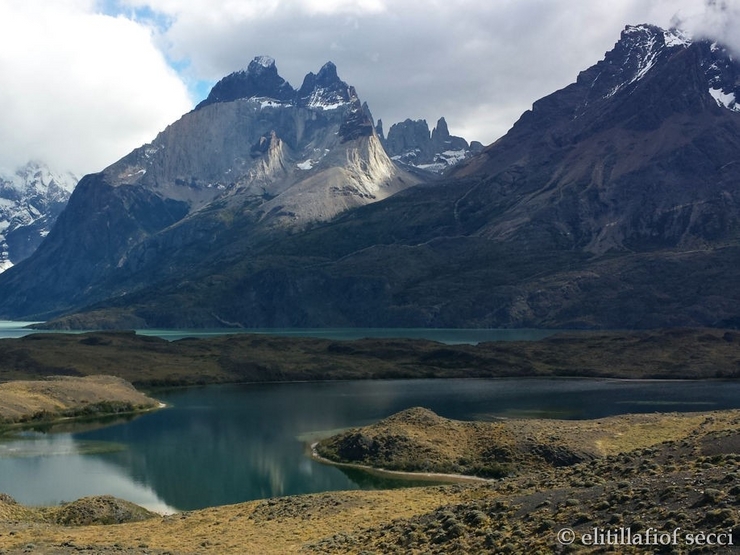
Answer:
0;162;77;273
379;117;483;174
453;23;740;254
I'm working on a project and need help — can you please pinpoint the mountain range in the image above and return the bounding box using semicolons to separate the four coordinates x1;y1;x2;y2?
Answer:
1;23;740;330
0;162;77;273
379;117;484;174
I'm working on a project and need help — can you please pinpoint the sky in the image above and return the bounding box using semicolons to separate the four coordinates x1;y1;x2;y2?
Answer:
0;0;738;177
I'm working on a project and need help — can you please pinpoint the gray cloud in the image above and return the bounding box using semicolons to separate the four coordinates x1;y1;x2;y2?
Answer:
129;0;721;145
2;0;736;175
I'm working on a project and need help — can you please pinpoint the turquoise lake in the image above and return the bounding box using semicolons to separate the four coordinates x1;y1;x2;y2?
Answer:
2;378;740;513
0;320;556;343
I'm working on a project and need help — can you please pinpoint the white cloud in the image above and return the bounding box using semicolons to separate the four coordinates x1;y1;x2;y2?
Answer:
0;0;191;175
2;0;738;176
679;0;740;54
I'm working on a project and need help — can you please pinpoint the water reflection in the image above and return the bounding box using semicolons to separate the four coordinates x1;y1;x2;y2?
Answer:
2;378;740;511
0;434;176;513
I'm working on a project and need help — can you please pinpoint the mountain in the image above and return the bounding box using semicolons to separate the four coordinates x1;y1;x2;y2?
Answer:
0;57;419;321
379;117;484;173
0;162;77;273
450;24;740;254
4;25;740;330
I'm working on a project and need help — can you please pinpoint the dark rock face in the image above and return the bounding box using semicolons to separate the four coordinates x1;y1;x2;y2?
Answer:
382;117;482;173
195;56;295;109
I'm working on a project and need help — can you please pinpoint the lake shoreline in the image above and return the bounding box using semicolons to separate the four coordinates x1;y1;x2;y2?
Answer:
2;405;739;554
309;441;491;484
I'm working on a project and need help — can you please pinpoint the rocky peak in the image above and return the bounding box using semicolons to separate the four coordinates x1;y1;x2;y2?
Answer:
297;61;356;110
430;117;450;142
382;117;482;174
453;22;740;255
198;57;359;115
195;55;295;110
315;61;340;86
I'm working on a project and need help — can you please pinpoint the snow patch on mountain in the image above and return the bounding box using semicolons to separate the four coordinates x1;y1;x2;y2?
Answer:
663;28;691;48
304;87;351;110
709;87;740;111
0;161;78;272
253;55;276;69
602;25;693;100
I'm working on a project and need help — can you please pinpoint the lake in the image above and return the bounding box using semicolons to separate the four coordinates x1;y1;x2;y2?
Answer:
2;378;740;513
0;320;556;344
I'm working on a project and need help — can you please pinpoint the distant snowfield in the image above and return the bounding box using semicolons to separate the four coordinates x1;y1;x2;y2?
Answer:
0;161;78;273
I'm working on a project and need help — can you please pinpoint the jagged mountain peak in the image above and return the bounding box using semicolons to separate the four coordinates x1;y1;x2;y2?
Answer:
566;24;695;106
195;55;294;110
297;61;356;110
383;117;481;174
196;57;357;112
452;21;740;256
620;23;691;48
109;56;389;210
316;61;339;83
249;55;277;71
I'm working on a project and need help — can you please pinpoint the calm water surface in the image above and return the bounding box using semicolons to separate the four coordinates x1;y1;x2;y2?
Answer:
2;378;740;512
0;320;556;344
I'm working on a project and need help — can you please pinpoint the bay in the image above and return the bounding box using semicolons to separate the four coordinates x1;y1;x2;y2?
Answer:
1;378;740;513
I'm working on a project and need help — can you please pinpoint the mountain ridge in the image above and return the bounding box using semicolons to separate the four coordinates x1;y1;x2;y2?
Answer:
0;58;420;319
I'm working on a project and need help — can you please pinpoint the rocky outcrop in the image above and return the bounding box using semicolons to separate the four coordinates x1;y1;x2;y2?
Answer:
382;117;483;173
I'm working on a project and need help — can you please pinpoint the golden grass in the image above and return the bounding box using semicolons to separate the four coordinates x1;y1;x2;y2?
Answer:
0;375;160;424
0;488;458;554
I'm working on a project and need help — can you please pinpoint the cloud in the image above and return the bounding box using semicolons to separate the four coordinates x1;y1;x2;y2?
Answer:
678;0;740;54
116;0;723;146
2;0;738;176
0;0;191;175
